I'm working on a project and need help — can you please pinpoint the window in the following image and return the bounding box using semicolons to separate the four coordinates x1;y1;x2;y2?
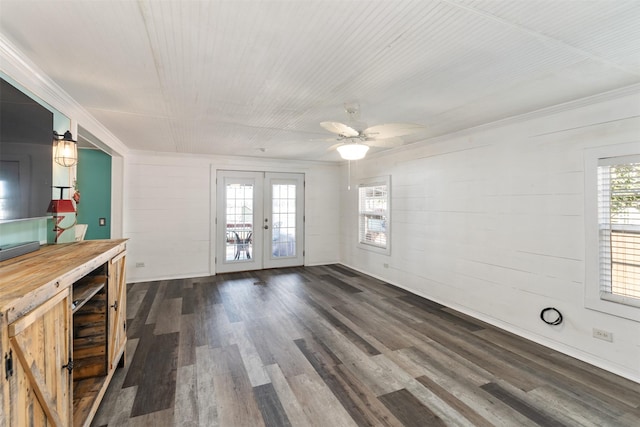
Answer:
358;176;390;254
598;157;640;307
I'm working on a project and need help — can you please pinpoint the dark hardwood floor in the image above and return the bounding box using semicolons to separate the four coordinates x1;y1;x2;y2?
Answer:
92;265;640;426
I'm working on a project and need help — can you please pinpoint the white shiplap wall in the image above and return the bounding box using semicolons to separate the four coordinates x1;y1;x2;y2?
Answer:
125;152;340;283
340;89;640;382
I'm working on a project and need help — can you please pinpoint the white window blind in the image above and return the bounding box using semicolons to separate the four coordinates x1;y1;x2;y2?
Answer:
597;157;640;306
358;182;388;250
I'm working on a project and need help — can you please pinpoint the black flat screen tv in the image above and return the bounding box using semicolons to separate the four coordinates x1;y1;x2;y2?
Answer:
0;78;53;222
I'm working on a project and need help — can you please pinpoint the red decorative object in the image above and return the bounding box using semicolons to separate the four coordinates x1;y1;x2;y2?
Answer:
47;199;76;243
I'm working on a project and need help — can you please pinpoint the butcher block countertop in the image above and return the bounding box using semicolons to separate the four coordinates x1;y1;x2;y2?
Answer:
0;239;127;324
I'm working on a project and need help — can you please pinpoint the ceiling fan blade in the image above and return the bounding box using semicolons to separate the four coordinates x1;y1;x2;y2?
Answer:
320;121;359;137
365;137;404;148
327;142;344;151
364;123;424;139
308;136;338;143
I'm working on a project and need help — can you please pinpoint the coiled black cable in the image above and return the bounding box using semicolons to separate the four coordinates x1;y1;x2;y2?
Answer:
540;307;563;325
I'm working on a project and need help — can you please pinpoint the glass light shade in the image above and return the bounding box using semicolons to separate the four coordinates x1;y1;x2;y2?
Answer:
53;131;78;167
337;143;369;160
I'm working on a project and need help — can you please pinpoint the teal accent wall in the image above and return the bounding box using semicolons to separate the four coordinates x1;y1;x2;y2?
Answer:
76;149;111;240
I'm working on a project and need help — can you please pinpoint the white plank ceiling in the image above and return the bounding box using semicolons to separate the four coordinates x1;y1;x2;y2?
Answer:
1;0;639;161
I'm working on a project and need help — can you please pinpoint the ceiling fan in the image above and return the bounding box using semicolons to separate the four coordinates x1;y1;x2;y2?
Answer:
320;102;424;160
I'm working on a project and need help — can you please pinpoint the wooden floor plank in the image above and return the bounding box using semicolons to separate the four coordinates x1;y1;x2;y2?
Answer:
414;374;495;427
121;324;155;389
339;353;412;397
253;383;292;427
320;274;363;294
294;338;375;426
164;279;183;299
127;408;175;427
144;280;168;325
208;343;267;426
324;264;360;278
300;295;381;356
153;297;182;335
378;388;447;427
301;276;357;308
125;284;158;339
95;385;137;426
405;317;546;392
173;364;198;427
229;321;271;387
91;338;139;426
214;367;265;427
335;301;430;350
475;327;640;410
389;346;537;426
288;373;359;427
398;294;485;332
526;383;632;427
180;285;195;315
129;332;179;417
93;265;640;426
332;301;414;351
481;382;567;427
375;354;478;427
264;364;313;427
177;313;196;367
194;345;219;426
410;344;570;427
352;276;409;298
332;363;406;427
125;286;148;321
218;281;247;323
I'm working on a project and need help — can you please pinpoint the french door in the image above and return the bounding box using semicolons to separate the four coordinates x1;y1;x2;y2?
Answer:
216;171;304;273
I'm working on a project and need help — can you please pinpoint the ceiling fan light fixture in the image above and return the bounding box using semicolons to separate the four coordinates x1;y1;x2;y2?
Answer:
337;143;369;160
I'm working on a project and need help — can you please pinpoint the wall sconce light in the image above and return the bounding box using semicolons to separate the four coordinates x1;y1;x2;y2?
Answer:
53;130;78;167
337;142;369;160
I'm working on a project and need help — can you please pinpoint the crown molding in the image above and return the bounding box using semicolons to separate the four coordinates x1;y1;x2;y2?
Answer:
367;83;640;160
0;33;129;157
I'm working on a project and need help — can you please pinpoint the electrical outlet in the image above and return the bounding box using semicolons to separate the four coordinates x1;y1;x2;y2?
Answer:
383;263;389;268
99;218;106;226
135;262;145;268
593;328;613;342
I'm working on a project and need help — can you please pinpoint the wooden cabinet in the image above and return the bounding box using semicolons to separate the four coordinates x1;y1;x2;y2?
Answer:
6;289;72;426
107;251;126;371
0;240;127;427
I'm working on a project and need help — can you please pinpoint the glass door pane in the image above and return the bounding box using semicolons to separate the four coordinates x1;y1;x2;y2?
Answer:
264;173;304;269
271;183;296;258
216;171;263;273
225;182;254;261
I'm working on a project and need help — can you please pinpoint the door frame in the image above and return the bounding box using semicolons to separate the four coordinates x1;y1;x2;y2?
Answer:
213;169;305;274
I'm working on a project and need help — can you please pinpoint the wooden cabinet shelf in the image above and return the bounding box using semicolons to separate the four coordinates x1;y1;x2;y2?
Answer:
0;239;127;427
73;375;108;427
72;275;107;313
73;287;107;380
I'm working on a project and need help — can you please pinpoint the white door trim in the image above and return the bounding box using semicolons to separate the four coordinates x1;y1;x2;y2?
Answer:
215;170;304;273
